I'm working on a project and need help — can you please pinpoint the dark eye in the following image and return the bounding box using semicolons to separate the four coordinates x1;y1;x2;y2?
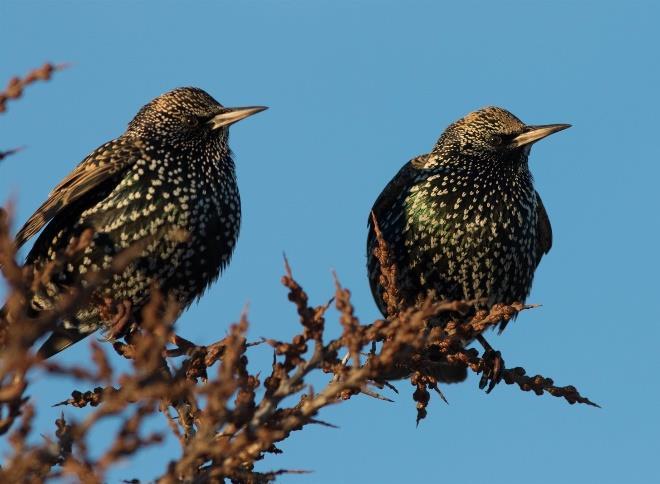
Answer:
490;135;503;146
184;115;200;128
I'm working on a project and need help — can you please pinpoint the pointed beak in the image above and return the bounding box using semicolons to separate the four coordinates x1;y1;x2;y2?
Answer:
510;123;571;148
209;106;268;129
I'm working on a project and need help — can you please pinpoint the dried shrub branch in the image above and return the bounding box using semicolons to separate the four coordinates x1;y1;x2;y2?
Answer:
0;63;66;166
0;202;598;481
0;147;24;164
0;63;67;114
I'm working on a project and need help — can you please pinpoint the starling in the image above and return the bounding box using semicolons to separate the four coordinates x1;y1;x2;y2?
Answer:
5;87;266;358
367;106;569;382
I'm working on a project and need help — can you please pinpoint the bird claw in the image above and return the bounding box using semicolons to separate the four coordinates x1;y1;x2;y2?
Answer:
103;299;133;341
478;347;504;394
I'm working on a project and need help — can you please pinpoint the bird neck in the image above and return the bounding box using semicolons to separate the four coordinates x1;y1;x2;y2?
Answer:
125;132;234;172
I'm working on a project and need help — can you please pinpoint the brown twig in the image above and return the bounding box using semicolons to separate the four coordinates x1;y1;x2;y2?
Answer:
0;63;68;114
0;146;25;163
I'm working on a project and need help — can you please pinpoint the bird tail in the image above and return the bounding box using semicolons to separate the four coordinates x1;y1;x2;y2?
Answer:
37;328;90;359
1;301;93;359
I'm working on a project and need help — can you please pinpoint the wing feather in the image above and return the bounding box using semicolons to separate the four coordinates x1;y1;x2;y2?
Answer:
367;154;429;315
14;138;147;249
535;191;553;265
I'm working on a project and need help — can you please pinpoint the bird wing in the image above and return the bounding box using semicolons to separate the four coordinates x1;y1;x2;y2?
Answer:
369;154;429;219
14;138;147;250
535;191;553;265
367;154;430;316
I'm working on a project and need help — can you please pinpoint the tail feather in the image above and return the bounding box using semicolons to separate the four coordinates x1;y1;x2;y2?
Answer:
37;328;92;359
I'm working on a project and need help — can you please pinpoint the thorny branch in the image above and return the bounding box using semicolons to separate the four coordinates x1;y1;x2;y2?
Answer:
0;63;68;114
0;65;597;483
0;63;66;165
0;205;598;482
0;147;24;164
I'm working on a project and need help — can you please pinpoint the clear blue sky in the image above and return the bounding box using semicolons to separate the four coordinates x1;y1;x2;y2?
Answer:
1;1;659;483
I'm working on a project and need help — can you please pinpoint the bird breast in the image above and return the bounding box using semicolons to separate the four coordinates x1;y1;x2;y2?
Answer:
403;167;539;303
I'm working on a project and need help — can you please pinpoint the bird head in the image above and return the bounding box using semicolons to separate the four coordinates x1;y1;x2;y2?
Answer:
431;106;570;168
125;87;267;152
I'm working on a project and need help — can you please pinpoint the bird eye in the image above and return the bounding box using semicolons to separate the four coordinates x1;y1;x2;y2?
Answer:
184;115;200;128
490;135;503;146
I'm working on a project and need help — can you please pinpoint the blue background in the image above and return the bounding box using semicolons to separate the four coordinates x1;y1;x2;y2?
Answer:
1;1;658;483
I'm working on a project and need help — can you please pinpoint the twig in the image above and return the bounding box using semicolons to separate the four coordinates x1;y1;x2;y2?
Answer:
0;63;68;113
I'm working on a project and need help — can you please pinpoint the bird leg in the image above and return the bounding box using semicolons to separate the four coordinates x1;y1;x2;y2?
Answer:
476;334;504;393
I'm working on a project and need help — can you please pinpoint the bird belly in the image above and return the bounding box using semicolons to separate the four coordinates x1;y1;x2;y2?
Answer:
450;216;537;305
401;188;538;308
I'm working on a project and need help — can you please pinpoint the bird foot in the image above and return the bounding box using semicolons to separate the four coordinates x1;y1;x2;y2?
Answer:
103;299;133;340
477;335;504;393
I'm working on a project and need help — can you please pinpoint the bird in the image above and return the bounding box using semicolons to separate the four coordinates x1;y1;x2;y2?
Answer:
367;106;569;384
2;87;266;358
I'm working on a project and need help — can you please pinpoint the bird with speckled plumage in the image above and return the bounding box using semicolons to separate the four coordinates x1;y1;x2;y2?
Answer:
4;87;266;358
367;106;569;383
